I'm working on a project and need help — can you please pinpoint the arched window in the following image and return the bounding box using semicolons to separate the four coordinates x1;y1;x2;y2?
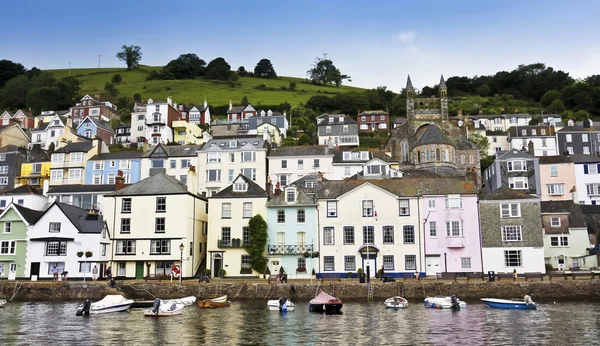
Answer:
444;149;449;161
401;142;409;162
417;151;421;163
435;148;441;161
426;149;431;161
469;155;474;164
461;154;465;165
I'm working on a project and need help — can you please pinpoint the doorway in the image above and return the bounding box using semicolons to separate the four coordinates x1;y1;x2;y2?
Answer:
426;256;441;276
363;258;376;277
212;254;222;278
135;261;144;280
30;262;40;278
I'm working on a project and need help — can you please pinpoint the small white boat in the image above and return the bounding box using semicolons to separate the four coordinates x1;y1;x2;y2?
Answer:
78;295;134;314
268;297;295;311
0;299;7;307
209;295;227;303
161;296;196;307
144;301;185;317
424;296;467;309
385;296;409;309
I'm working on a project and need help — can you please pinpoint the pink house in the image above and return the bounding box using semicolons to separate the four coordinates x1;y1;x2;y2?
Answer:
423;193;482;275
539;156;576;202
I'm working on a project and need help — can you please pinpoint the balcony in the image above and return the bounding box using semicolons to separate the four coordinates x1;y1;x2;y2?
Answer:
217;238;245;248
145;114;166;126
446;237;464;248
267;244;314;255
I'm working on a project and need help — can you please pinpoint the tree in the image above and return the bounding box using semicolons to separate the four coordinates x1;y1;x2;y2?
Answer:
0;75;31;110
26;87;64;115
237;66;248;77
116;45;142;71
282;137;296;146
111;74;122;84
205;57;231;80
241;95;249;106
468;133;490;156
307;54;350;87
0;59;26;87
289;82;296;91
244;215;268;273
254;58;277;78
47;142;55;154
540;90;560;107
548;99;566;114
133;93;142;102
161;53;206;79
104;82;119;97
305;95;337;113
298;134;312;145
119;108;132;124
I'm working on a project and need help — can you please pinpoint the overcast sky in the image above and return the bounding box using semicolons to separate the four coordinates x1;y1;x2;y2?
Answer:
2;0;599;91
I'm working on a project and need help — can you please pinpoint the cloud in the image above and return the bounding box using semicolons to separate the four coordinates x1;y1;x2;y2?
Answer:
395;30;418;53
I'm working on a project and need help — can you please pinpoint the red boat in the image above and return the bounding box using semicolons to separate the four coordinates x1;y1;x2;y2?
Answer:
309;290;343;313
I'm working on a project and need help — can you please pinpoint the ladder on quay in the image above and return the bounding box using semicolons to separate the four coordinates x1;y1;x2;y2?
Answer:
367;283;375;301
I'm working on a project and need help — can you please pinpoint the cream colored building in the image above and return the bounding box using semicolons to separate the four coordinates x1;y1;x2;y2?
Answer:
139;143;203;186
49;139;109;186
172;121;204;145
104;171;208;279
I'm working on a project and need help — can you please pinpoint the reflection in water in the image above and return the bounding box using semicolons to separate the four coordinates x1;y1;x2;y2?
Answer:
1;300;600;345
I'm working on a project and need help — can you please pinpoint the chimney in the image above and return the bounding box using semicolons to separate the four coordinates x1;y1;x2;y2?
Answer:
528;140;534;156
266;177;272;199
204;98;208;109
267;110;273;117
318;171;323;181
466;168;478;186
274;182;281;197
42;179;50;197
571;186;578;204
167;97;173;106
115;170;125;191
93;138;102;154
584;118;591;129
187;165;198;194
85;208;99;220
229;100;233;111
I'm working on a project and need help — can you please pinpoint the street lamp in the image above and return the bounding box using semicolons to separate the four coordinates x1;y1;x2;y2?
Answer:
179;243;184;284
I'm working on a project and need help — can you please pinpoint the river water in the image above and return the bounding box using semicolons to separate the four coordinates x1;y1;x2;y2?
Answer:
1;300;599;345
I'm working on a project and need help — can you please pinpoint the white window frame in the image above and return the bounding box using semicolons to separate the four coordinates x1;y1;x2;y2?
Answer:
500;203;521;218
508;177;529;190
507;160;527;172
501;225;523;242
550;217;561;227
547;184;564;195
323;227;334;245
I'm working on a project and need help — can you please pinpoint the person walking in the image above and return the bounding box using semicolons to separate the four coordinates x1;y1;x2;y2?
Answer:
52;266;58;281
92;265;98;282
105;265;112;280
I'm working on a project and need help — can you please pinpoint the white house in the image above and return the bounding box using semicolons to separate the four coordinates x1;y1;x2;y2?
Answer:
331;150;400;180
0;185;49;211
508;125;558;156
485;131;510;156
197;137;268;196
206;174;268;278
28;201;110;280
103;170;208;279
30;113;71;150
144;98;180;145
131;102;147;145
471;114;532;132
268;146;334;188
140;143;203;185
572;155;600;205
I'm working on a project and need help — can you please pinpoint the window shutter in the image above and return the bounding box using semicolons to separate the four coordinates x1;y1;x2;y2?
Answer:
460;220;464;236
584;165;589;174
446;222;450;236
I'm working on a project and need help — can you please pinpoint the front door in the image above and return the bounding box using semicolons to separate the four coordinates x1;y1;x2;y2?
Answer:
270;260;280;276
212;254;222;278
364;259;376;277
99;263;105;280
135;261;144;280
8;263;17;280
426;256;441;276
30;262;40;278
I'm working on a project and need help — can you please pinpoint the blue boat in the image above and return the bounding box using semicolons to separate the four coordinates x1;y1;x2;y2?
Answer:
481;298;537;310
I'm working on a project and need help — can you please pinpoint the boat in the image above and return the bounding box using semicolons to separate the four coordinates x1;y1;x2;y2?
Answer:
144;299;185;317
198;300;231;308
161;296;197;307
309;290;343;313
267;296;295;311
209;295;227;303
76;295;134;315
481;298;537;310
384;296;409;309
0;299;7;307
424;296;467;309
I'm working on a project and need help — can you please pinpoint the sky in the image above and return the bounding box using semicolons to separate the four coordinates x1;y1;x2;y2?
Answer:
2;0;600;91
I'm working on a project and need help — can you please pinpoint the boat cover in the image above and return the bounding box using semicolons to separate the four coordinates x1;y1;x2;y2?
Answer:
96;295;129;305
310;291;342;305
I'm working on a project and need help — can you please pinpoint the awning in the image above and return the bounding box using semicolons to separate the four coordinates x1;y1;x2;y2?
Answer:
30;237;75;242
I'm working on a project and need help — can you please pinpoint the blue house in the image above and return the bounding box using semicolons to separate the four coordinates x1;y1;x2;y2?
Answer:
85;152;143;185
76;116;115;145
266;176;318;278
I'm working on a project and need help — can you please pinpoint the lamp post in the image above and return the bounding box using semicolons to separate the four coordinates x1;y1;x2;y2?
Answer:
179;243;184;284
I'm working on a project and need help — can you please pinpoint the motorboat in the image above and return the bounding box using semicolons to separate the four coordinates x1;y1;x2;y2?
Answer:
198;295;231;308
144;298;185;317
309;290;343;313
481;297;537;310
424;296;466;310
76;295;134;315
268;296;295;311
385;296;409;309
161;296;197;307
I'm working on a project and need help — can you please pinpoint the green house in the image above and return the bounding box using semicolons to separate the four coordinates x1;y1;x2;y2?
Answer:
0;204;44;279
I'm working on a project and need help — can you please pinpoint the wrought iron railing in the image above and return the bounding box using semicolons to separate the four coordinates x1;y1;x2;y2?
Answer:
267;244;314;255
218;238;245;248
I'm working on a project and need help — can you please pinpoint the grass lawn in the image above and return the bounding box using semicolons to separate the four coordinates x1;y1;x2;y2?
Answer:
46;66;366;106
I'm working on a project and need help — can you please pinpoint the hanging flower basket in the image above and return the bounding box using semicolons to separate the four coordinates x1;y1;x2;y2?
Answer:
76;251;84;258
85;251;93;258
296;267;307;273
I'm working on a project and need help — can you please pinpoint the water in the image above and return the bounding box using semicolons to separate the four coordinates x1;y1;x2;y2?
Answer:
1;300;599;345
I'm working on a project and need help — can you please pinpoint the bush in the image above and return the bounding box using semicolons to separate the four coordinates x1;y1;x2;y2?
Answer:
111;74;122;84
312;268;316;276
347;272;353;278
545;263;554;273
203;269;211;275
289;82;296;91
76;251;84;258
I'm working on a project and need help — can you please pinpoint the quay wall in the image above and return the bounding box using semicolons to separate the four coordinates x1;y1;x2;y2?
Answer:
1;280;600;302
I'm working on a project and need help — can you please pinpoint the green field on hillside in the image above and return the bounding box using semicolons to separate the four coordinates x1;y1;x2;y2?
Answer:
46;66;366;106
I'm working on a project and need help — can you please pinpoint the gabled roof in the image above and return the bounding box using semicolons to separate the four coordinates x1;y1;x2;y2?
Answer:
415;124;452;146
267;185;317;207
141;143;203;158
54;141;94;153
47;184;120;194
13;204;45;225
0;185;43;196
541;201;586;229
106;172;189;197
88;152;142;160
227;105;253;114
32;121;49;131
51;202;105;234
0;124;31;140
269;146;332;157
200;138;266;151
480;187;538;201
211;174;268;199
78;116;114;134
317;114;357;126
495;149;536;160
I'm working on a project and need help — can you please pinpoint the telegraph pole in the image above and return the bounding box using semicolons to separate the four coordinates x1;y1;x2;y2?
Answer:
98;55;101;68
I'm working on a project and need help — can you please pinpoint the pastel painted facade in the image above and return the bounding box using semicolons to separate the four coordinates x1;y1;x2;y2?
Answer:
49;140;109;186
207;175;268;278
76;116;115;145
85;152;142;185
256;122;283;146
70;94;119;126
0;110;34;130
268;146;334;188
131;103;147;144
485;131;510;156
28;202;110;279
572;155;600;205
226;103;257;122
508;125;558;156
539;156;576;202
172;120;203;145
198;137;267;196
480;187;545;274
139;143;203;185
177;101;211;125
144;98;180;145
0;204;44;279
266;183;317;278
470;114;532;132
30;113;71;150
0;124;30;148
0;185;48;211
247;110;288;137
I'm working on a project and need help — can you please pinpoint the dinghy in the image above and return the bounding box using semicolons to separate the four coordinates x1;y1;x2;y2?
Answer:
424;295;466;309
268;296;295;311
309;290;343;313
161;296;196;307
144;298;184;317
76;295;134;315
385;296;409;309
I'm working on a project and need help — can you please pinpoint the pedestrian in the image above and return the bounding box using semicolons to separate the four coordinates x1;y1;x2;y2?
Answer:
52;266;58;281
380;265;385;281
105;265;112;280
92;265;98;282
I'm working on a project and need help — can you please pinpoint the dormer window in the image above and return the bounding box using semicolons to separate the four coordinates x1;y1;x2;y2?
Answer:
329;117;334;123
343;152;351;160
233;182;248;192
286;188;297;203
229;140;237;148
338;116;344;123
360;152;369;160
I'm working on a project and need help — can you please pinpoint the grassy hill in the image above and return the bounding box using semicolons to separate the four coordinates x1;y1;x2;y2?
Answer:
47;66;366;107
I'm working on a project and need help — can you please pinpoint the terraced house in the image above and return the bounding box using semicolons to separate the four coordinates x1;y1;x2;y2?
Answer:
49;139;109;186
0;204;44;279
0;145;26;191
85;152;142;185
140;143;203;186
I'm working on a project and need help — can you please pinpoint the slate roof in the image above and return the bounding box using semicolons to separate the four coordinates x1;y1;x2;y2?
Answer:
200;138;265;151
141;143;203;158
212;174;268;199
439;75;447;89
556;124;600;132
107;173;189;197
13;204;45;224
88;152;142;160
358;110;389;116
406;75;414;89
332;150;396;164
495;149;536;160
53;202;105;233
54;141;94;153
569;155;600;164
316;177;477;199
47;184;120;194
32;122;49;131
290;174;328;191
0;185;43;196
227;106;247;114
182;105;207;112
25;147;50;163
88;117;115;133
267;187;317;207
269;146;332;157
486;130;508;136
581;205;600;235
541;201;587;229
415;124;453;146
480;187;538;201
0;145;20;153
539;156;572;164
508;126;555;137
317;114;357;126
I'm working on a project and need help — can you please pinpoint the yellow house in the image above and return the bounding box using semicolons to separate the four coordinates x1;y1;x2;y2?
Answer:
172;121;203;145
15;147;51;188
257;122;283;146
56;127;89;148
0;124;30;148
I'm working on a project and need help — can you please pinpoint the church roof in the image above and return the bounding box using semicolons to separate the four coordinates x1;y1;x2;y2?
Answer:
439;75;447;89
406;75;413;90
415;124;452;146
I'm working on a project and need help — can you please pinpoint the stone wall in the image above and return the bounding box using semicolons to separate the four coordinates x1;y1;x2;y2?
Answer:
480;199;543;248
2;280;600;302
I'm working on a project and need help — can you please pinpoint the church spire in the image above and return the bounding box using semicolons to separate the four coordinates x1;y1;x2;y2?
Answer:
406;75;414;90
406;75;414;99
439;74;447;90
